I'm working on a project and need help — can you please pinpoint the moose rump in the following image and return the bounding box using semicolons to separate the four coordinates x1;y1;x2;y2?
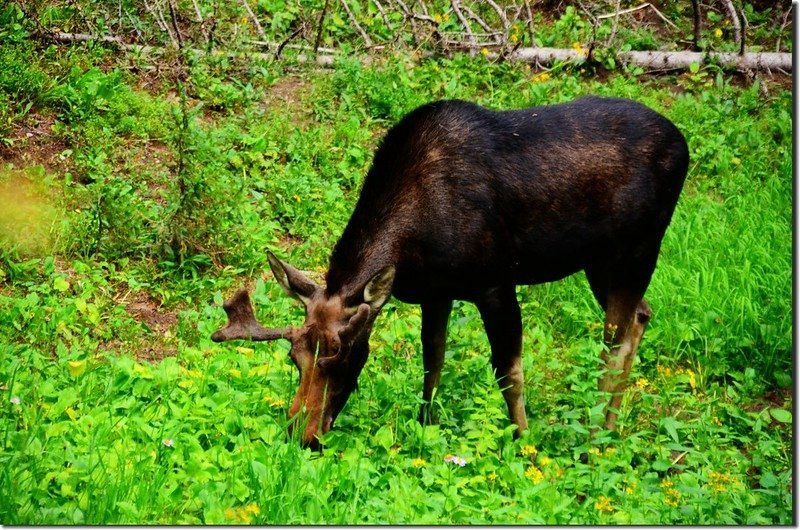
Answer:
212;96;689;447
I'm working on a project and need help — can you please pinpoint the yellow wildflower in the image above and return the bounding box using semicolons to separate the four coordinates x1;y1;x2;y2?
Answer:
635;377;650;390
539;455;552;466
707;471;741;493
521;445;538;458
228;368;242;378
660;478;681;507
510;33;519;44
525;465;544;484
244;504;260;515
572;42;588;57
711;416;722;427
687;369;697;391
434;13;442;23
264;396;286;407
656;364;673;377
488;471;497;482
595;495;613;513
412;457;426;468
714;28;723;38
588;447;601;456
67;360;87;377
532;72;551;83
481;47;489;57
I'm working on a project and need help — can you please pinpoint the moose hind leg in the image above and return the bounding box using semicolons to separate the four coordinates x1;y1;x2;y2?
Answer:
599;293;652;430
418;299;453;425
476;286;528;437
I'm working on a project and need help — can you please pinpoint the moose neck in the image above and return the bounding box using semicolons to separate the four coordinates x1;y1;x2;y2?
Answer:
325;209;404;302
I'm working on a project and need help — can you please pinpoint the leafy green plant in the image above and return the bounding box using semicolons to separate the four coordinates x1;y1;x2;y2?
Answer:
0;29;791;525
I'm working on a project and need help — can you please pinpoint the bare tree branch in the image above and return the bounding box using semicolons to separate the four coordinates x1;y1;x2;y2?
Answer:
340;0;373;46
147;0;178;46
314;0;331;55
739;6;747;56
524;0;535;47
775;5;791;53
451;0;476;50
720;0;742;53
485;0;510;37
241;0;268;42
606;0;621;47
167;0;184;49
462;3;494;34
690;0;702;50
275;23;306;59
372;0;392;29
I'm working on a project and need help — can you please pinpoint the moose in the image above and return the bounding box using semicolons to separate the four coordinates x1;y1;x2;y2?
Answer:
211;96;689;449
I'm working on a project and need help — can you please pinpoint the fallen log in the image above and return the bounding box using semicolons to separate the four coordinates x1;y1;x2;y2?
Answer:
50;32;792;73
504;46;792;72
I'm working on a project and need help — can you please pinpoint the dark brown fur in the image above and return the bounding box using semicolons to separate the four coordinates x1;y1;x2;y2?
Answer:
212;96;689;448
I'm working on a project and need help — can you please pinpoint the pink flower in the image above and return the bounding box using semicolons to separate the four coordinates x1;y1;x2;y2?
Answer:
444;454;467;466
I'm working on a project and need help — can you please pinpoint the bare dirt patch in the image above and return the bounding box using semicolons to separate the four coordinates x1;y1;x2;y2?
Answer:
260;75;314;125
0;113;71;174
126;291;178;332
122;291;180;362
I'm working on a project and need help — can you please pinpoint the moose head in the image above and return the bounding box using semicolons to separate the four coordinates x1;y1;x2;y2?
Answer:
211;252;395;449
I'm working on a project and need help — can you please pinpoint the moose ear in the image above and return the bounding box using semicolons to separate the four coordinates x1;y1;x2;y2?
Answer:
267;252;319;306
362;265;395;311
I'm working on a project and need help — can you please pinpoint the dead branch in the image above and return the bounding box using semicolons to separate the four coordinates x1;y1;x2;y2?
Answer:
275;23;306;59
241;0;268;42
314;0;331;54
372;0;392;29
462;4;494;35
485;0;511;37
690;0;701;51
775;6;791;53
167;0;184;49
597;2;678;30
739;6;746;56
720;0;742;52
506;46;792;71
393;0;438;26
605;0;621;47
47;30;794;74
451;0;477;51
340;0;373;46
524;0;535;47
190;0;209;42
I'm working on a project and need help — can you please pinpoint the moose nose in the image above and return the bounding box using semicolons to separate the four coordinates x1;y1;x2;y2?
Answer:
287;417;324;451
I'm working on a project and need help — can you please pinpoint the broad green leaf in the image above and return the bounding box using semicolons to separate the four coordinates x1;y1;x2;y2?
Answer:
769;408;792;424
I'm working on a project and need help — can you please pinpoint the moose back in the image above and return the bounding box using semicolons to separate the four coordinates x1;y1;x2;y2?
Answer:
211;96;689;448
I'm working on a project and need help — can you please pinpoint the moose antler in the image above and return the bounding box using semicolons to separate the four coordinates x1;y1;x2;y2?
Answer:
211;289;292;342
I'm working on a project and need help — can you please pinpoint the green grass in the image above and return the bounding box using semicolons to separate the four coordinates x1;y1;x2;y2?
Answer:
0;39;792;524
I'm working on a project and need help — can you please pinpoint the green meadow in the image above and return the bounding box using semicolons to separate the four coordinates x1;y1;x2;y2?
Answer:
0;4;792;523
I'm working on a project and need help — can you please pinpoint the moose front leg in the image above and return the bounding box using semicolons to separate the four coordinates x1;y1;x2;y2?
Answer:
418;299;453;425
599;295;652;430
476;286;528;437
